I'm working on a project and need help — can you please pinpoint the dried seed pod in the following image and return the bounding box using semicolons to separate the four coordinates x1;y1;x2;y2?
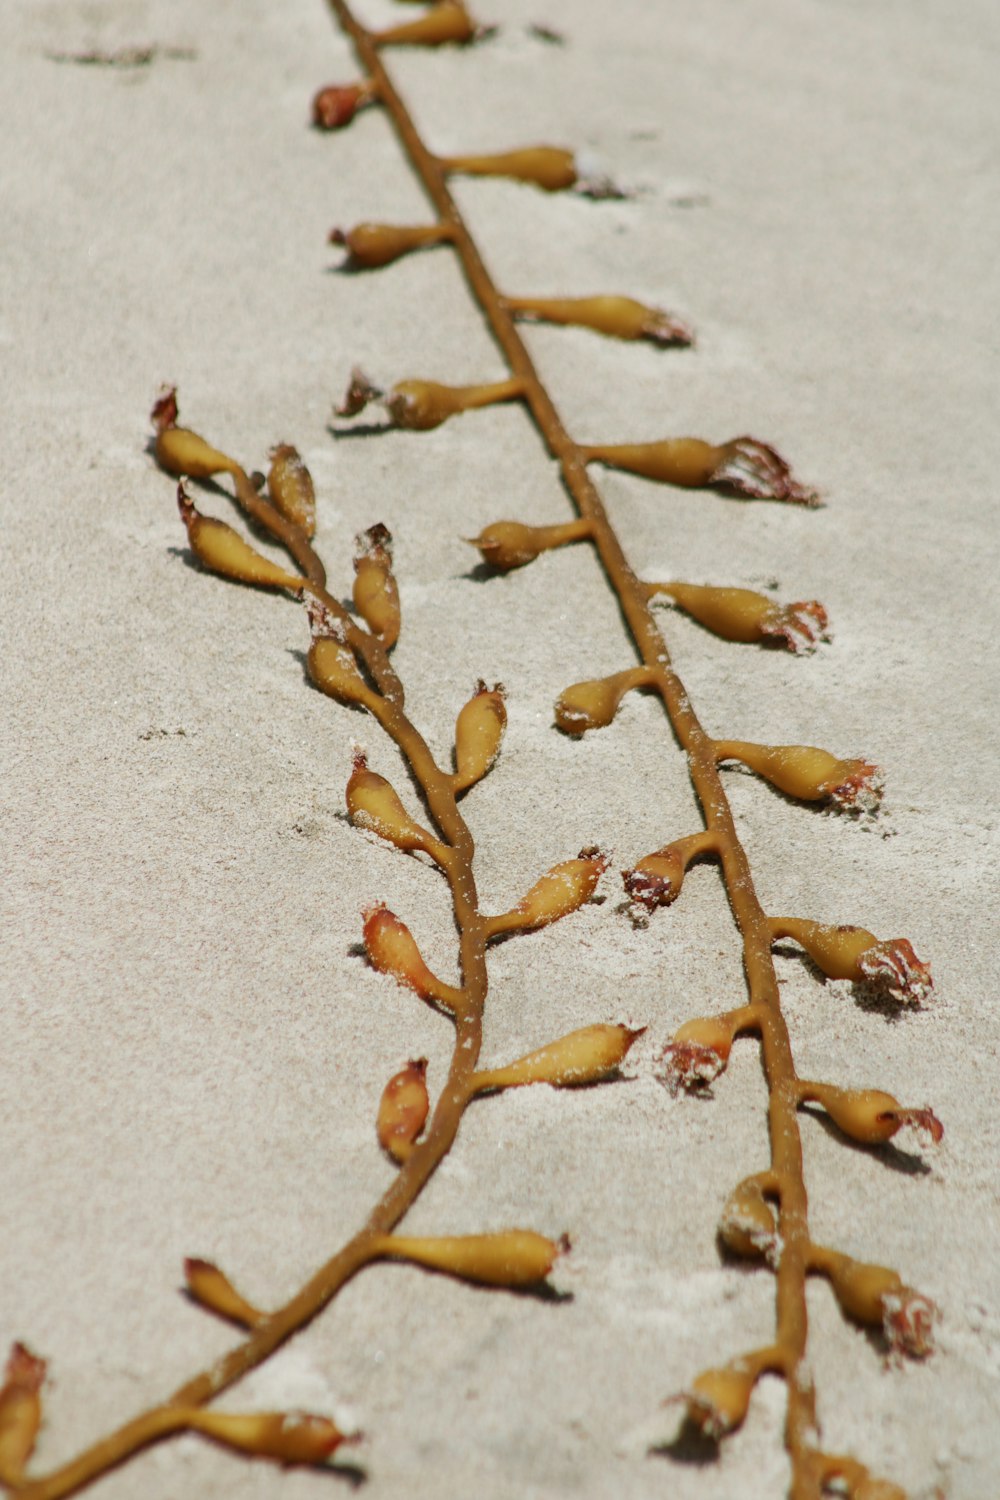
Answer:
267;445;316;536
799;1082;943;1147
554;665;653;734
185;1408;349;1464
504;293;694;346
183;1258;265;1328
453;681;507;792
769;918;933;1003
177;485;305;592
682;1361;758;1440
485;847;609;937
467;517;591;571
306;599;381;712
377;1058;430;1164
346;753;445;861
329;221;453;269
0;1343;46;1487
472;1023;644;1092
580;434;818;504
718;1177;780;1263
362;904;464;1013
352;523;400;646
713;740;884;813
373;1229;568;1287
312;77;376;130
374;1;477;46
385;376;524;431
151;387;241;480
812;1248;937;1358
622;830;718;910
657;1009;756;1092
439;145;579;192
649;582;829;653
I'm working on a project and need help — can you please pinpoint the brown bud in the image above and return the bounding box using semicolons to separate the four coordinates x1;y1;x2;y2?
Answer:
718;1178;779;1263
377;1058;430;1164
0;1343;46;1487
373;1229;568;1287
374;0;477;47
453;681;506;793
580;435;817;504
312;78;376;130
335;366;383;418
186;1408;349;1464
486;848;608;937
814;1248;937;1358
650;582;829;652
329;221;453;270
714;741;884;813
683;1362;757;1440
657;1010;755;1092
472;1023;644;1092
155;425;241;480
769;919;933;1004
362;905;464;1013
306;601;380;711
466;517;591;571
800;1082;943;1147
183;1258;265;1328
504;293;693;347
622;831;718;911
554;665;653;734
352;524;400;647
267;445;316;536
346;753;445;861
439;145;579;192
177;485;305;592
385;377;523;432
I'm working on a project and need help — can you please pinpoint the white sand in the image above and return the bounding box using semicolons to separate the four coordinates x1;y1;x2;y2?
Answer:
2;1;998;1497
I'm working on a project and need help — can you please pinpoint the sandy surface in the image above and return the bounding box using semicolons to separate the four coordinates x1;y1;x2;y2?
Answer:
3;1;999;1497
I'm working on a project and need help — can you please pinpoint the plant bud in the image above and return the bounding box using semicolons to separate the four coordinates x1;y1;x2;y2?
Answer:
151;387;241;479
650;582;829;652
306;599;379;711
377;1058;430;1163
504;293;694;347
373;1229;569;1287
718;1178;779;1263
186;1408;349;1464
466;517;591;571
800;1082;943;1147
657;1012;750;1092
311;78;376;130
439;145;579;192
486;847;608;937
769;919;933;1003
580;435;817;504
183;1258;265;1328
815;1249;936;1358
347;753;444;859
0;1343;46;1487
385;377;523;431
177;485;305;591
713;741;884;813
362;905;463;1013
267;445;316;536
329;221;453;269
554;665;652;734
374;0;477;47
472;1023;644;1092
352;524;400;646
683;1362;756;1440
453;681;506;792
622;831;718;911
855;1479;908;1500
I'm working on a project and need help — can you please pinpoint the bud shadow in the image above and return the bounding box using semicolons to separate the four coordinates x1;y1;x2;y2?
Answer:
649;1419;719;1467
326;421;392;440
798;1105;932;1177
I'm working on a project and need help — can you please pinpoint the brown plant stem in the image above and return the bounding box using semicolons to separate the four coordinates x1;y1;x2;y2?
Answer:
326;1;824;1489
19;465;492;1499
